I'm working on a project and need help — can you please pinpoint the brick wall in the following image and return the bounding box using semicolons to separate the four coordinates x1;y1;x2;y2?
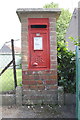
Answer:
18;11;59;104
22;70;57;90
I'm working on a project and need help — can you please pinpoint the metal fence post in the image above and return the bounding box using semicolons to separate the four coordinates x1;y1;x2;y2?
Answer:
11;39;17;88
76;46;80;120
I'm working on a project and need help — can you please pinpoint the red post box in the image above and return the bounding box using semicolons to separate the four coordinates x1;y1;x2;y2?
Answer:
28;18;50;70
16;8;61;105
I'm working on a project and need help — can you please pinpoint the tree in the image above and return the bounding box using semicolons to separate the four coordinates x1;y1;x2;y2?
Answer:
44;2;58;8
44;2;76;93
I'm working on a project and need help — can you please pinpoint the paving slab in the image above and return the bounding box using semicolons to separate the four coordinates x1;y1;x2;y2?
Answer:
0;105;76;119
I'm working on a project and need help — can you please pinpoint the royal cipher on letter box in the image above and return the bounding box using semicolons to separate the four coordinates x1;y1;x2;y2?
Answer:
16;8;61;104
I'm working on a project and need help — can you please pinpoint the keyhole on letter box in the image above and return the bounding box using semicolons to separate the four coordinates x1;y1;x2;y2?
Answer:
33;62;38;66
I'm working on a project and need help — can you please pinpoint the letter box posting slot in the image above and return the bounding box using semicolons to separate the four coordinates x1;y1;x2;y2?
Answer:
28;18;50;70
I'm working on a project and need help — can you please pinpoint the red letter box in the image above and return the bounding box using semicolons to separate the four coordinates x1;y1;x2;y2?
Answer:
28;18;50;70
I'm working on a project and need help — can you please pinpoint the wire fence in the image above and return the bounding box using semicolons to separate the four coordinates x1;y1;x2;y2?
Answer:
0;39;22;93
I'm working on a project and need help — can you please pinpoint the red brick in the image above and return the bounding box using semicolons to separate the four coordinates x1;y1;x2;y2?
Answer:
22;80;37;85
38;75;46;80
30;80;37;85
50;86;58;89
28;75;34;80
44;70;50;74
22;74;29;80
27;71;33;75
48;70;57;75
42;75;47;80
49;75;57;79
53;75;57;79
45;80;57;85
37;80;43;84
34;75;39;80
37;85;45;90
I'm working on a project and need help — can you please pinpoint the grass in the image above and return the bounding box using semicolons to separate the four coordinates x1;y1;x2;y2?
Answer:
0;69;22;92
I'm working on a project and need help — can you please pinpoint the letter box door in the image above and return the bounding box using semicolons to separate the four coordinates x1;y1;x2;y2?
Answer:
28;18;50;70
29;32;50;70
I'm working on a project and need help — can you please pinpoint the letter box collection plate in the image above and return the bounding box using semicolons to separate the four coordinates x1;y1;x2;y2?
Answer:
34;37;43;50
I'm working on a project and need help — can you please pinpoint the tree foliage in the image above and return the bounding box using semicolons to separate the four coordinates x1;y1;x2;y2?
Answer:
44;2;76;93
44;2;59;8
57;9;71;43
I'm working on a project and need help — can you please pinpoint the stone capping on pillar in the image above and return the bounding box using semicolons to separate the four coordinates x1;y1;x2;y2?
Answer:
16;8;61;22
16;8;61;13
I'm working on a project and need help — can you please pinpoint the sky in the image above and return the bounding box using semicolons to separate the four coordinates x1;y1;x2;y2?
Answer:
0;0;80;48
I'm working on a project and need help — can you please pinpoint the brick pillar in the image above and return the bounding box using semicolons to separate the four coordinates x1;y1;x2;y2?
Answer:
16;8;61;104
